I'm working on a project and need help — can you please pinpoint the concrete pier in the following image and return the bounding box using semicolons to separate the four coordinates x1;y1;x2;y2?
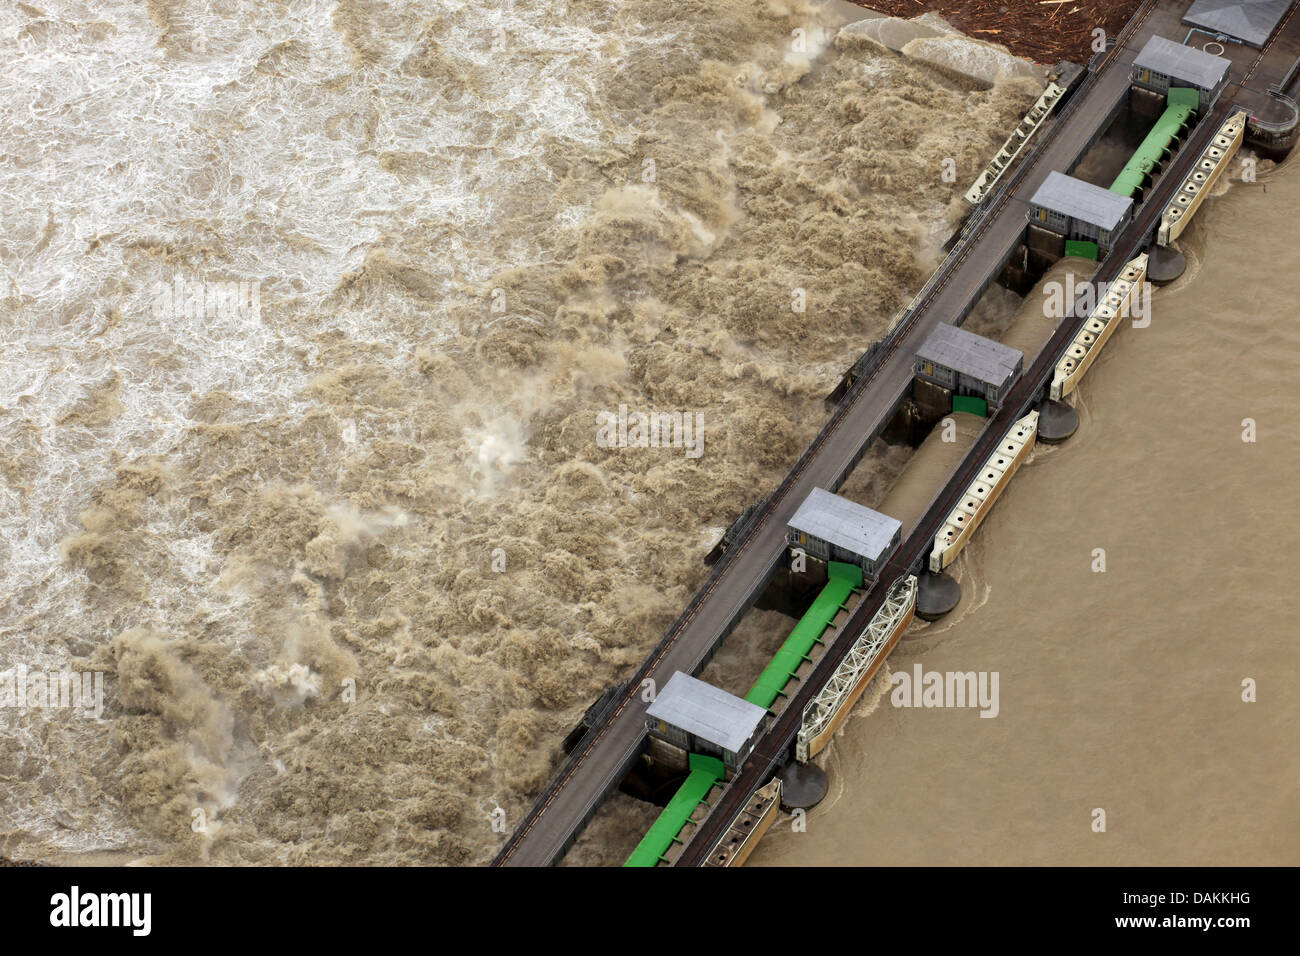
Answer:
1037;399;1079;443
779;761;828;811
916;570;962;620
1148;244;1187;283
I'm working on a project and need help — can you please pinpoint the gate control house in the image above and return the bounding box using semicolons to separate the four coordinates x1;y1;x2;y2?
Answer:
787;487;902;584
914;323;1024;411
1182;0;1292;50
1028;170;1135;252
645;671;768;772
1132;34;1232;107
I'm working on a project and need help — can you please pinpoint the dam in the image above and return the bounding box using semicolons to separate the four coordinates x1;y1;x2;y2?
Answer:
495;0;1300;867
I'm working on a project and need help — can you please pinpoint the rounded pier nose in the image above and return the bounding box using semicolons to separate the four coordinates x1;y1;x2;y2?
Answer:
1147;244;1187;284
1036;399;1079;444
779;761;828;811
916;570;961;621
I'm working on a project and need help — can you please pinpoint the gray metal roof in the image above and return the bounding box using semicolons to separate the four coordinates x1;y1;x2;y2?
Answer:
1134;34;1232;88
1029;170;1134;231
646;672;767;752
788;487;902;561
915;322;1024;388
1183;0;1290;48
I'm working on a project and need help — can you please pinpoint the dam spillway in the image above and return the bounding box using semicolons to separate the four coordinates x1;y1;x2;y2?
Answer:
877;412;985;542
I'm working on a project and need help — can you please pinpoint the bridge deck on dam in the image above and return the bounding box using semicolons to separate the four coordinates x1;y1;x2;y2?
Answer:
495;0;1293;867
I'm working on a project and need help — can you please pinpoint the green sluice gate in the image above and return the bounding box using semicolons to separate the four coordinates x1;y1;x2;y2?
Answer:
744;560;863;711
1108;88;1198;200
624;753;725;867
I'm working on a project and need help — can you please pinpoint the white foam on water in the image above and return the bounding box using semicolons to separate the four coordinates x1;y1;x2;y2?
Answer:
0;0;659;852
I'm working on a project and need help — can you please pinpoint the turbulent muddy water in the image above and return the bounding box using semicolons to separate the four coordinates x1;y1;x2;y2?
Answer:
0;1;1044;863
753;156;1300;867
